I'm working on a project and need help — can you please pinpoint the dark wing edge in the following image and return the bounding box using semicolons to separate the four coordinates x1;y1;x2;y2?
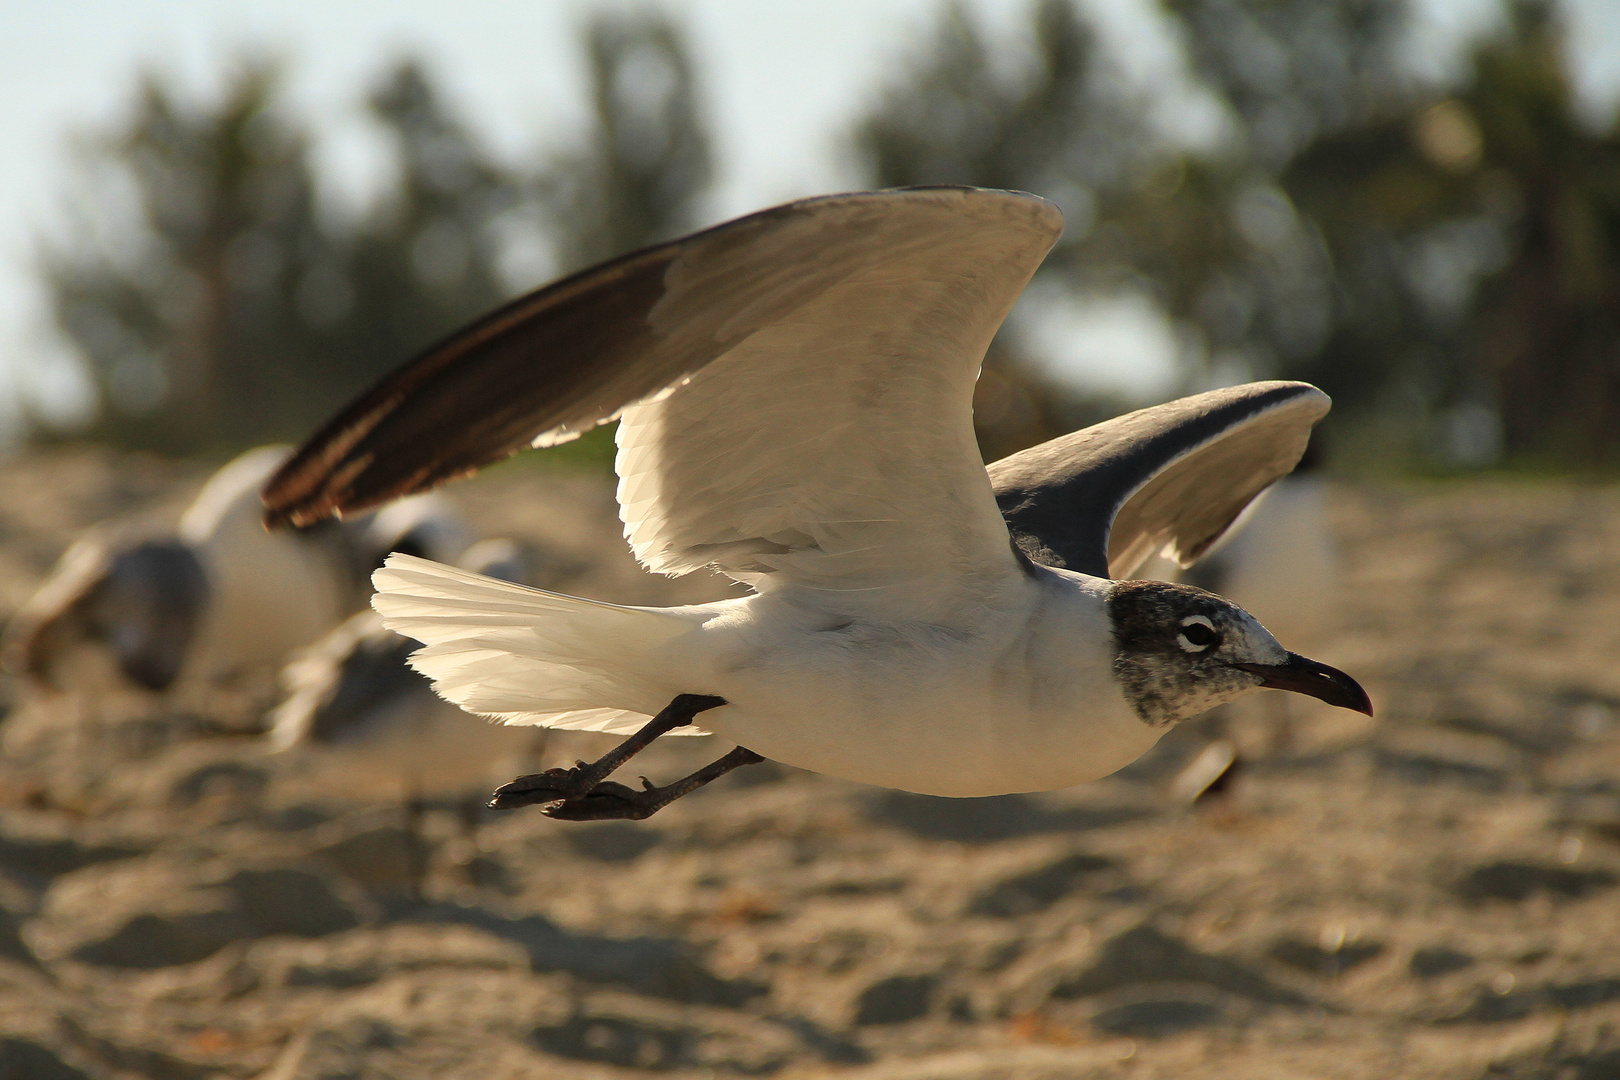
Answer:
261;239;684;529
987;382;1330;580
261;185;1053;529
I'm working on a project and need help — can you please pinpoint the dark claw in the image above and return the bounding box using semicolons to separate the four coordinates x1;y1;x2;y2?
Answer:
487;695;747;821
488;769;671;820
488;766;592;810
538;781;661;821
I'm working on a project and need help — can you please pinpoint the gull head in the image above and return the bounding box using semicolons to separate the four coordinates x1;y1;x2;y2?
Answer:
1106;578;1371;728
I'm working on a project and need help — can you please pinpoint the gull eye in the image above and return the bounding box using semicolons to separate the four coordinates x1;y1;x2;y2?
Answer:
1177;615;1218;652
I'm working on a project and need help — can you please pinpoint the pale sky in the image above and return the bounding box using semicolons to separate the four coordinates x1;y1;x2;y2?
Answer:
2;0;1617;435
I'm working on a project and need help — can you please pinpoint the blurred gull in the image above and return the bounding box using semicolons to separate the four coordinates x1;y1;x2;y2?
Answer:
1183;442;1338;651
268;537;540;800
360;492;476;570
2;447;473;695
268;537;539;892
261;187;1371;821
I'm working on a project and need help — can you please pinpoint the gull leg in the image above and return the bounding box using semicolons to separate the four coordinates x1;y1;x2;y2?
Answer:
488;694;733;815
535;745;765;821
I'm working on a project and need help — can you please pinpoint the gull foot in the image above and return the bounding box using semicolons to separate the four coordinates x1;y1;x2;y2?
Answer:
487;766;594;810
487;695;729;815
486;773;692;821
489;745;765;821
536;779;668;821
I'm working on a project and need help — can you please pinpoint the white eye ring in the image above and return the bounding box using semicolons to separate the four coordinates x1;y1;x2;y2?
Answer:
1177;615;1217;653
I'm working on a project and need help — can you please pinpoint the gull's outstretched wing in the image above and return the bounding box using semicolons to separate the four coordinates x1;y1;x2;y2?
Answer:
266;187;1062;616
264;188;1057;533
987;382;1329;580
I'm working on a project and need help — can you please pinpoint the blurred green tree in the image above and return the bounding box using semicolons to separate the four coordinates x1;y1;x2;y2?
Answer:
38;57;518;455
1167;0;1408;168
539;10;712;273
852;0;1150;460
1278;0;1620;466
1453;2;1620;466
863;0;1620;470
1119;0;1413;440
323;59;518;405
38;11;713;462
42;60;338;452
855;0;1148;200
854;0;1421;460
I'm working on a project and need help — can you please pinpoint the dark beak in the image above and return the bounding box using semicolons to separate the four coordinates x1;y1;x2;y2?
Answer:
1232;653;1373;716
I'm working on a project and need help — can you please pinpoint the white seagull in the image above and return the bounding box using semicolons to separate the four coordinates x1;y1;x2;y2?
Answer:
3;447;472;695
4;446;352;693
261;187;1370;820
267;537;538;798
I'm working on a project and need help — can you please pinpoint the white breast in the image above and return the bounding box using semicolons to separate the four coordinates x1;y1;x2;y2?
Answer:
683;567;1159;797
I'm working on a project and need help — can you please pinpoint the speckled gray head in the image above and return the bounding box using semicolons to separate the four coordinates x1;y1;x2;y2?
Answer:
1107;579;1371;727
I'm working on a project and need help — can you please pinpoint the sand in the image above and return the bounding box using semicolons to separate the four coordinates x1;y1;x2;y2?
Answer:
0;449;1614;1079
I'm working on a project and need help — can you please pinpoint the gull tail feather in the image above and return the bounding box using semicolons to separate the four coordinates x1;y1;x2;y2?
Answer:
370;553;711;735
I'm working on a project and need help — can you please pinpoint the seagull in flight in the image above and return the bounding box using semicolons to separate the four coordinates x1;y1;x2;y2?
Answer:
262;187;1370;820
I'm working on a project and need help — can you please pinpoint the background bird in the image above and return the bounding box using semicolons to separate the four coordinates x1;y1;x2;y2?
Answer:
358;492;477;572
1;446;476;698
1182;442;1338;652
268;537;543;888
268;537;539;792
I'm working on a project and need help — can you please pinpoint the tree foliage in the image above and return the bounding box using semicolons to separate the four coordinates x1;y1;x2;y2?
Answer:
852;0;1150;460
856;0;1620;469
539;11;712;274
40;57;518;454
1269;0;1620;465
37;9;711;458
1448;3;1620;465
332;60;517;400
44;62;334;451
38;1;1620;470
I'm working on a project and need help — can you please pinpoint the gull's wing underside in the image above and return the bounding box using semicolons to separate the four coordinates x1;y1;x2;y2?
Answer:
987;382;1330;580
265;186;1063;617
612;189;1060;611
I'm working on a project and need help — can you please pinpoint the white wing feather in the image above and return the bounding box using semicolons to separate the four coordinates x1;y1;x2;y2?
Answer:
371;554;712;733
368;190;1067;733
615;188;1062;620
